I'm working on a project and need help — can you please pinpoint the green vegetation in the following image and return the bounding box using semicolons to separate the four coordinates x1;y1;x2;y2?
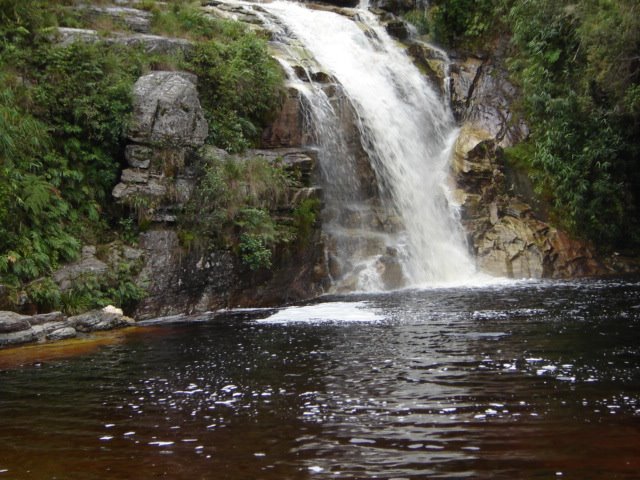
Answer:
417;0;640;248
181;153;296;271
186;36;284;153
24;261;146;315
0;0;285;311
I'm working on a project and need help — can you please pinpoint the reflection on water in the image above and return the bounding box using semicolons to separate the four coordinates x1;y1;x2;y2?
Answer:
1;278;639;479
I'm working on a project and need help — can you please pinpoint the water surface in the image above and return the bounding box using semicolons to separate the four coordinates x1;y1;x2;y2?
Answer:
1;278;639;479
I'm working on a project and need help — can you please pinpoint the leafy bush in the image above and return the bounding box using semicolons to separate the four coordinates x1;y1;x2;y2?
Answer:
427;0;508;49
59;262;146;315
182;154;296;269
293;198;321;246
185;35;284;152
508;0;640;246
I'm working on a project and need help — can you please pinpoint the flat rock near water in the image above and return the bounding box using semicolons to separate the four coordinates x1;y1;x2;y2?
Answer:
0;307;134;348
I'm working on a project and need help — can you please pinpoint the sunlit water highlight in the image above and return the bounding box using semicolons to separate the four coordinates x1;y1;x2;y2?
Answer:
1;278;639;479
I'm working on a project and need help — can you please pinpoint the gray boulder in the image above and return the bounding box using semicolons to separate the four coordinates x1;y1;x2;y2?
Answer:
128;72;208;148
0;311;32;333
83;6;152;33
56;27;101;46
46;327;78;341
69;306;134;333
0;312;37;346
30;311;66;326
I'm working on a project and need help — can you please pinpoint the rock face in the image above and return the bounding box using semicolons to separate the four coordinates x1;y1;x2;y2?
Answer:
0;307;134;348
261;88;312;148
107;68;328;319
128;72;207;148
113;71;207;223
129;147;328;320
56;28;193;55
452;125;603;278
450;55;529;148
53;246;108;291
82;6;152;33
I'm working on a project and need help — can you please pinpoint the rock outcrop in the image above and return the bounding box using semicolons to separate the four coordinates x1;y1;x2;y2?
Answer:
54;3;193;55
112;71;207;223
0;307;134;348
449;55;529;148
452;124;603;278
106;65;328;319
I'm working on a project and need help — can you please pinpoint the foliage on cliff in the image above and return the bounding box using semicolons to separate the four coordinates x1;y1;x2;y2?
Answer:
420;0;640;248
181;154;296;270
0;0;284;310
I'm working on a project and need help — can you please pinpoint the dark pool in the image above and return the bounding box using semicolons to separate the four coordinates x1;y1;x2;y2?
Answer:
1;278;639;479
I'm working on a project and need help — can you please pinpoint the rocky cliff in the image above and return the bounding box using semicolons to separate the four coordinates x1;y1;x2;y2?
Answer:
4;0;634;329
111;71;327;319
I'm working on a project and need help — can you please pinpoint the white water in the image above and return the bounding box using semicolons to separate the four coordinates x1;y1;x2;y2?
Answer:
261;1;480;288
257;301;384;324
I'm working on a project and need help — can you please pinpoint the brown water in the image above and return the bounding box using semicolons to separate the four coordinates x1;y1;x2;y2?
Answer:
1;278;639;479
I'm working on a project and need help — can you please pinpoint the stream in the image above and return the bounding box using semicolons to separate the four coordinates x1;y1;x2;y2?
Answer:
1;278;639;479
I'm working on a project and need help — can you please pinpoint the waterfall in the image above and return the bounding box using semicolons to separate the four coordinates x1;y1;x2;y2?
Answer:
244;1;483;289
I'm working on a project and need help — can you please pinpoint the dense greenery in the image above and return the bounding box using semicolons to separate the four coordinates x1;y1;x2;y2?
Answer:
508;0;640;245
415;0;640;247
181;153;296;271
0;0;284;311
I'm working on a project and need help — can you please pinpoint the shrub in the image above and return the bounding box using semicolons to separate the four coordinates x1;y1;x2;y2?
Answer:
182;154;296;269
508;0;640;246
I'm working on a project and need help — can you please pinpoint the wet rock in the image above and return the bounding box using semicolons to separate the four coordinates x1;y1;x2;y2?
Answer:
377;248;406;289
407;43;447;95
46;327;78;341
30;311;66;326
385;19;410;40
69;306;134;333
0;311;32;333
262;88;312;148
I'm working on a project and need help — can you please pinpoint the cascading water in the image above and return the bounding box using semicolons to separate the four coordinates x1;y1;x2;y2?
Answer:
227;0;484;289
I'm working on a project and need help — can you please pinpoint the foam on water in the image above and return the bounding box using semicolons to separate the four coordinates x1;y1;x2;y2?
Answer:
257;301;385;324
